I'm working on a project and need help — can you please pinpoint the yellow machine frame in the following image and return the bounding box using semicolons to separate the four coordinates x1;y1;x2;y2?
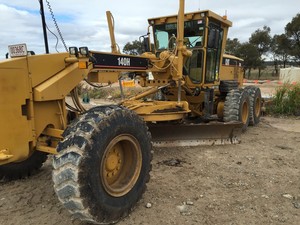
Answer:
0;1;261;224
0;1;236;165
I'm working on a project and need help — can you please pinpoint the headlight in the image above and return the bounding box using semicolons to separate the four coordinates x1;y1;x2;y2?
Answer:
79;47;89;56
69;47;78;56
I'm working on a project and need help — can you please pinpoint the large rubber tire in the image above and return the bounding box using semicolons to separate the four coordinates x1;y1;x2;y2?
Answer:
244;86;262;126
224;89;250;132
219;80;239;93
52;105;152;224
0;151;48;181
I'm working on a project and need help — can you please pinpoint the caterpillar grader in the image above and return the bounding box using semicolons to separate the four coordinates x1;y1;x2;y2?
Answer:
0;0;261;224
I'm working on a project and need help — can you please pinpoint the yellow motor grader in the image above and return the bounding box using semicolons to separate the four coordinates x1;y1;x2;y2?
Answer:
0;0;261;224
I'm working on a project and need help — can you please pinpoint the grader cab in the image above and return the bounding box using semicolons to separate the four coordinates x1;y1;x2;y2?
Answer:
0;0;261;224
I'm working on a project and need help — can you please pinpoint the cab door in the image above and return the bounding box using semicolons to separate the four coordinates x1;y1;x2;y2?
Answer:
205;22;223;84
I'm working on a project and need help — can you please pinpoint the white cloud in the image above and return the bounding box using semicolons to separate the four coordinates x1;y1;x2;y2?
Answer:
0;0;300;58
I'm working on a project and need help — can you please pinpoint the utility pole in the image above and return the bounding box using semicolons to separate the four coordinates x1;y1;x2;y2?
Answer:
39;0;49;54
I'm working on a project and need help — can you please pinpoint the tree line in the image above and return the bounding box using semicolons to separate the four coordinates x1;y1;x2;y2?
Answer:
226;13;300;78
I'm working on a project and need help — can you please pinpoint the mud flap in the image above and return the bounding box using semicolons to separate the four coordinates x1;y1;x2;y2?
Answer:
148;122;243;147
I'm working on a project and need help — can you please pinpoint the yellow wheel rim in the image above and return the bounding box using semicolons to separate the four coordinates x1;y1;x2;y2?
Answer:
101;134;142;197
254;96;261;117
241;101;249;124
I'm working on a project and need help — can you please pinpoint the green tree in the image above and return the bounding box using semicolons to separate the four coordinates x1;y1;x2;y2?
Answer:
123;40;143;55
285;13;300;65
236;42;260;79
249;26;272;78
225;38;241;55
271;34;291;72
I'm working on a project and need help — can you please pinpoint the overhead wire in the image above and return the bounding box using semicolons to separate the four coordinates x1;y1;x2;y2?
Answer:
45;0;68;52
38;1;87;113
45;24;59;52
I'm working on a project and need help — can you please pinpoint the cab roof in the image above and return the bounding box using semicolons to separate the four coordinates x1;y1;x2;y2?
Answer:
148;10;232;27
223;53;244;61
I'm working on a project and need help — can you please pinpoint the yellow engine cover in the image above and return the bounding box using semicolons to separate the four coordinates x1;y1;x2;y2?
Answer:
0;57;34;164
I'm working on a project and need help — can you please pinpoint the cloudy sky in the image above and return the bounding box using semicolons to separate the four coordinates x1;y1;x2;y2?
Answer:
0;0;299;58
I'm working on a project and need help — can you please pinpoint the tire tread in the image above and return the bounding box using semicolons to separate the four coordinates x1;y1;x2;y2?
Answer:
53;105;152;224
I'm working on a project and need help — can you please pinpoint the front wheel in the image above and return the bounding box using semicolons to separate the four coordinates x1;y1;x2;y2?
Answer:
52;106;152;224
223;89;250;132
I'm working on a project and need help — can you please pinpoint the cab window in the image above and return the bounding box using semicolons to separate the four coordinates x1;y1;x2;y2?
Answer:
205;23;223;83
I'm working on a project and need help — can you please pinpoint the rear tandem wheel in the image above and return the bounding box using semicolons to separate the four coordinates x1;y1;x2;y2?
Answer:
244;86;262;125
52;105;152;224
223;89;250;132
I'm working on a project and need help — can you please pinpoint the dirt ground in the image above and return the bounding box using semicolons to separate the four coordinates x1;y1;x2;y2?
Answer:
1;81;300;225
0;115;299;225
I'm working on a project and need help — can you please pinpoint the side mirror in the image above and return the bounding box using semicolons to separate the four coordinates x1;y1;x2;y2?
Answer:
143;37;150;52
208;29;220;49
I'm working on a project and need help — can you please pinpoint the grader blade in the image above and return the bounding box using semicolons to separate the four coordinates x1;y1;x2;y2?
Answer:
148;122;243;147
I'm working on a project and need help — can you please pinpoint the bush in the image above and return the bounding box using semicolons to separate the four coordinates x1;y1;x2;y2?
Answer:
268;83;300;116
